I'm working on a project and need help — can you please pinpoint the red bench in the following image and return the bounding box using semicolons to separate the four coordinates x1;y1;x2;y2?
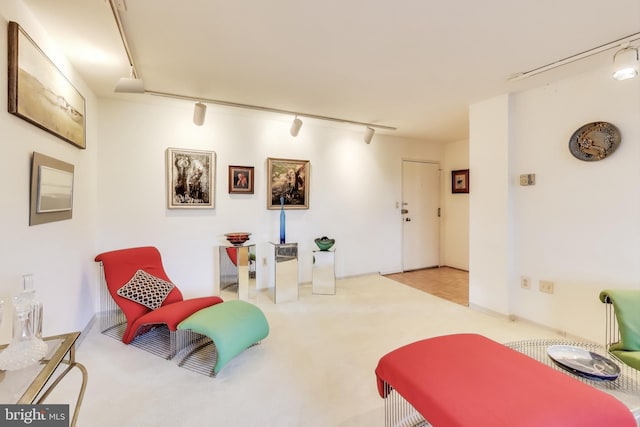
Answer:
375;333;636;427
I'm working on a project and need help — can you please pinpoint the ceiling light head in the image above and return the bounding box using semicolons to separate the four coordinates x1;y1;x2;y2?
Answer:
114;77;145;93
290;116;303;137
193;102;207;126
612;46;639;81
364;127;375;144
114;66;145;93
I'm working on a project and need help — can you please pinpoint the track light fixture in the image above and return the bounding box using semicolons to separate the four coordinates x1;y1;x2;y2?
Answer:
114;66;145;93
290;116;303;137
612;45;639;81
364;127;375;144
193;102;207;126
507;32;640;82
148;90;396;134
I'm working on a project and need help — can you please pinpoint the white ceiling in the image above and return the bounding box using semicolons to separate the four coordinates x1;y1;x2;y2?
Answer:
21;0;640;142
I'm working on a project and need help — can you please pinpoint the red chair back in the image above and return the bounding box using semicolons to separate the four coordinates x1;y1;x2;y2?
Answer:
95;246;184;325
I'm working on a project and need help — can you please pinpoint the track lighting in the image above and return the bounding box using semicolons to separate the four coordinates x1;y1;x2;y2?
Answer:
108;0;396;133
193;102;207;126
290;116;303;137
507;33;640;82
612;46;639;81
114;67;145;93
364;127;375;144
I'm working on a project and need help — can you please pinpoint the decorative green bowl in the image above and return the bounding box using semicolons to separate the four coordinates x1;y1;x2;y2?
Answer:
314;236;335;251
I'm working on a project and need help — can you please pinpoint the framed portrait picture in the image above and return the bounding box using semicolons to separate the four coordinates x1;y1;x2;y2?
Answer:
30;152;74;225
451;169;469;193
267;157;309;209
228;165;254;194
166;148;215;208
8;21;86;149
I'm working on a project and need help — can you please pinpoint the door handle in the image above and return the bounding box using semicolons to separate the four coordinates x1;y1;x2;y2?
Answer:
401;209;409;214
405;218;411;222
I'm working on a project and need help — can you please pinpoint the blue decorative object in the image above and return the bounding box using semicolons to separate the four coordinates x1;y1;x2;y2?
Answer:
279;196;286;244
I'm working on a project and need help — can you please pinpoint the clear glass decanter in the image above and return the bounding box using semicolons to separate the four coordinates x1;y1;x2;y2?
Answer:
21;274;43;339
0;275;47;371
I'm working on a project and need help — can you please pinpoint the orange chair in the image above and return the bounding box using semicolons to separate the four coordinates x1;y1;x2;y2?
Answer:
95;246;223;359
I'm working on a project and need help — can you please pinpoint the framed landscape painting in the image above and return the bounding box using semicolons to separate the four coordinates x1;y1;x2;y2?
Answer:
166;148;215;208
267;157;309;209
30;152;74;225
8;21;86;149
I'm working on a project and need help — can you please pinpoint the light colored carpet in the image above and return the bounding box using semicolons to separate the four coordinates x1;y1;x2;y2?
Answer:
48;274;562;427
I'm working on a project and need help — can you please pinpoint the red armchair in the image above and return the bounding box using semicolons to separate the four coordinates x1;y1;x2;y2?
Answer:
95;246;223;358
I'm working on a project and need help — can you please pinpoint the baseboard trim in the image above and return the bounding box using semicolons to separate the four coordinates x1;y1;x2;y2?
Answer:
76;314;96;348
468;303;591;343
468;303;508;319
441;265;469;272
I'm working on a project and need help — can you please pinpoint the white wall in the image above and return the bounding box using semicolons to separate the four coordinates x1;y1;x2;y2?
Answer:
0;3;99;342
471;68;640;343
469;94;512;314
509;68;640;342
442;139;469;270
96;97;444;296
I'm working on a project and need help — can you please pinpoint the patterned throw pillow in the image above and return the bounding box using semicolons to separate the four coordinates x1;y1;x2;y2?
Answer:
116;270;175;310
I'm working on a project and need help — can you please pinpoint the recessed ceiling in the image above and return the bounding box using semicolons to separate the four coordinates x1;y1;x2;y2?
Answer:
22;0;640;141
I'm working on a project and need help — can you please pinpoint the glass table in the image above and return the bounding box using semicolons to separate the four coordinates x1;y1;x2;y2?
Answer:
0;332;88;427
505;338;640;425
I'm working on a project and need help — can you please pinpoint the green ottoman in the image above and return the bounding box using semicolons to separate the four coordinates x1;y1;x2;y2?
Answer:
177;300;269;374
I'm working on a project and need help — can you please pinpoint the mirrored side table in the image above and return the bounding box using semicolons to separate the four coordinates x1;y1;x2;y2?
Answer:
269;242;298;303
312;248;336;295
217;244;256;300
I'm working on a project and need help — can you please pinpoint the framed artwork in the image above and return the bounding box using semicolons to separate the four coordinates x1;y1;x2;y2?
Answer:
30;152;74;225
267;157;310;209
451;169;470;193
228;165;255;194
166;148;215;209
8;21;86;149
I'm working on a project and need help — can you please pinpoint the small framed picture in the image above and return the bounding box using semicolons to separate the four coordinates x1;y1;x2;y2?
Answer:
228;165;254;194
451;169;469;194
166;148;215;208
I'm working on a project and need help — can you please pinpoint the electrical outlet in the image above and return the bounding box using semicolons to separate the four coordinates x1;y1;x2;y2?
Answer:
539;280;554;294
520;276;531;290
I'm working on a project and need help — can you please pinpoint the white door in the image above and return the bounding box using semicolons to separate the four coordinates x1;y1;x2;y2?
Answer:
402;160;440;271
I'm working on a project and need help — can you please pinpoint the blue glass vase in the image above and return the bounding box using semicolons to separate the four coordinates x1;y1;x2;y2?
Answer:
279;196;286;244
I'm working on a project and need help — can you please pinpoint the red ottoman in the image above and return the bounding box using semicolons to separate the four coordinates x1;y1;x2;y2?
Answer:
375;333;636;427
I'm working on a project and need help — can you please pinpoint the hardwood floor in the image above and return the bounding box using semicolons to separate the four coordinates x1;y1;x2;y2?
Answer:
385;266;469;306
